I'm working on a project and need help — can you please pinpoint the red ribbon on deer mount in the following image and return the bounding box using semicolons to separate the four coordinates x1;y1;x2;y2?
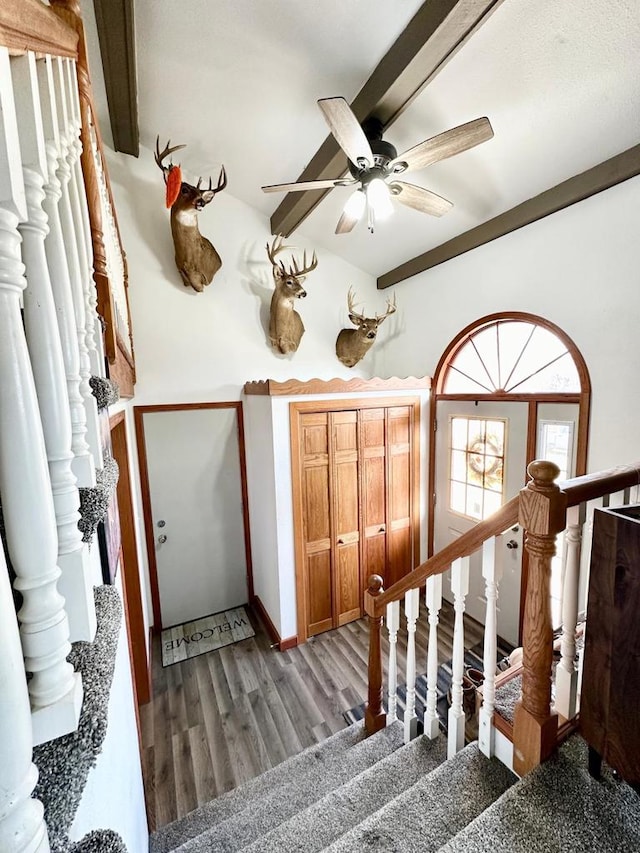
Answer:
165;165;182;208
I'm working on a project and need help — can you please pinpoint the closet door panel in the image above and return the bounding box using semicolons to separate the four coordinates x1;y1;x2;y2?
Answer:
300;412;333;635
387;406;413;588
360;408;387;587
331;411;361;624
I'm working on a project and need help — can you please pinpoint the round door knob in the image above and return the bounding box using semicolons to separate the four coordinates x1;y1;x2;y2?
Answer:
506;539;518;550
158;534;167;544
337;538;344;545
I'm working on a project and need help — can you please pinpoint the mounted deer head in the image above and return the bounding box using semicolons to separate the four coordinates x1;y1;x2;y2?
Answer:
266;235;318;354
155;137;227;292
335;288;397;367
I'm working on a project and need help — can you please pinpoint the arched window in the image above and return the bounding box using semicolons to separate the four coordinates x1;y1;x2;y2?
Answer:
439;316;584;395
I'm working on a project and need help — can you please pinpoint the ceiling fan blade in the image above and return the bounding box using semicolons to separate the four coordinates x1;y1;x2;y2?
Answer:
389;181;453;217
335;208;361;235
318;97;374;168
262;178;355;193
390;117;494;173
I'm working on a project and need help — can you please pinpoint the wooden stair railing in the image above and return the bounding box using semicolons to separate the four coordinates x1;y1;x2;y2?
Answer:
364;459;640;775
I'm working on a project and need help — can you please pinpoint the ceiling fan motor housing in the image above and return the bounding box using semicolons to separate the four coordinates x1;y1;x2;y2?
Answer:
348;127;399;182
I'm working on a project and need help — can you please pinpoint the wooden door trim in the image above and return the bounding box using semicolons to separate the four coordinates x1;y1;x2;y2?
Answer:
134;402;254;632
291;396;421;644
110;414;151;708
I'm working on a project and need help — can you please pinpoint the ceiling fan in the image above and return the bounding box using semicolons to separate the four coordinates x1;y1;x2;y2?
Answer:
262;97;494;234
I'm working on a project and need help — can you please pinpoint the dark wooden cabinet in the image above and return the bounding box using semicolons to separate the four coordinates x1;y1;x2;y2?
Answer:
292;399;420;641
580;504;640;788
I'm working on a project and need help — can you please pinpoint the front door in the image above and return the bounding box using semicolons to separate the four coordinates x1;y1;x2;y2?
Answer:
434;401;528;647
140;406;250;628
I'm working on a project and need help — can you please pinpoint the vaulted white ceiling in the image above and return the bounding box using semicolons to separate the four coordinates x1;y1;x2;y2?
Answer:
115;0;640;278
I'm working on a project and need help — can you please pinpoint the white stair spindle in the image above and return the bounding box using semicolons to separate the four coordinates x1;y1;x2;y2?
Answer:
66;60;105;378
52;57;103;470
60;58;103;382
0;47;82;746
37;56;95;488
12;53;96;643
448;555;469;758
478;535;504;757
555;502;586;719
404;587;420;743
424;574;442;739
386;600;400;724
0;546;50;853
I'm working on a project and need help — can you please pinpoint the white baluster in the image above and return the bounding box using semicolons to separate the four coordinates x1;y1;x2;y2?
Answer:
61;58;103;382
386;600;400;724
37;56;95;488
66;60;106;378
448;556;469;758
0;546;50;853
52;57;103;470
0;47;82;746
424;574;442;739
555;502;586;719
478;535;504;757
12;53;96;643
404;587;420;743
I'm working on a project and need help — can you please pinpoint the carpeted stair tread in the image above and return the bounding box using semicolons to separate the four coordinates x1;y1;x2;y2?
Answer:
239;733;448;853
150;722;365;853
156;722;405;853
323;741;517;853
437;736;640;853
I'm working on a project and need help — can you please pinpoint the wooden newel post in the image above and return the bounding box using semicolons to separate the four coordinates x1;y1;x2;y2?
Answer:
364;574;386;736
513;460;567;775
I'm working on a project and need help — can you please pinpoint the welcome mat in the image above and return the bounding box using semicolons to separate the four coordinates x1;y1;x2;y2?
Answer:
161;606;255;667
343;639;513;733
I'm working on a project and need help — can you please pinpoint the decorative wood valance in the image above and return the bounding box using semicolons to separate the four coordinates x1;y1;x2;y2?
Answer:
243;376;431;396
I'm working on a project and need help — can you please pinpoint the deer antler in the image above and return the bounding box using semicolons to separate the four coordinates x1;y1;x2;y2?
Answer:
266;235;318;277
197;166;227;198
155;136;186;183
376;292;397;323
347;287;366;322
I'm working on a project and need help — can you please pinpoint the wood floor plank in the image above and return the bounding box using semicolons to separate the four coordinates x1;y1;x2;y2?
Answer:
188;724;218;808
194;655;236;797
172;729;198;818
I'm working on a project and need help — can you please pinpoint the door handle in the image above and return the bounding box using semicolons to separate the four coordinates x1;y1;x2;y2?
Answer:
158;534;167;544
337;538;344;545
378;526;385;533
506;539;518;550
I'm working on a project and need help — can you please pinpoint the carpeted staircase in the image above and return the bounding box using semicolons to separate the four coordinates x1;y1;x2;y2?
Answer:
150;722;640;853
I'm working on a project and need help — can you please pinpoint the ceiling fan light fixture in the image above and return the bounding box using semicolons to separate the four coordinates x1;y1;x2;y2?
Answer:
343;188;366;219
367;177;393;220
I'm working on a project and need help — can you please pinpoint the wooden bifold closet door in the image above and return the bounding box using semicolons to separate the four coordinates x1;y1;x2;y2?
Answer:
294;399;419;642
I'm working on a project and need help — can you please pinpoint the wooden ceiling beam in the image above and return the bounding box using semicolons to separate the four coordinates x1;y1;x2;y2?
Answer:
93;0;138;156
270;0;505;237
377;144;640;288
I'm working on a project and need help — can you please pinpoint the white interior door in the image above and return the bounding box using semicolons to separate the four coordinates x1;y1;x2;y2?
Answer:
143;407;249;628
434;401;528;647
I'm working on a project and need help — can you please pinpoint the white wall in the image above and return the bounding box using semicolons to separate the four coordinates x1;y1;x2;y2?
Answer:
380;176;640;473
105;146;381;405
70;574;148;853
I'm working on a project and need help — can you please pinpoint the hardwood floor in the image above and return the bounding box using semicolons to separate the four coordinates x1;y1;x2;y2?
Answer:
140;601;485;831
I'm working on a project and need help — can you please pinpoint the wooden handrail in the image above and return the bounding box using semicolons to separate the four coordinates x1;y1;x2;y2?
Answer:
365;461;640;620
561;462;640;506
365;496;520;618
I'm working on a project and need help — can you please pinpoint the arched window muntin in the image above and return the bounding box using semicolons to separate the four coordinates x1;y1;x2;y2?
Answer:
434;312;591;401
